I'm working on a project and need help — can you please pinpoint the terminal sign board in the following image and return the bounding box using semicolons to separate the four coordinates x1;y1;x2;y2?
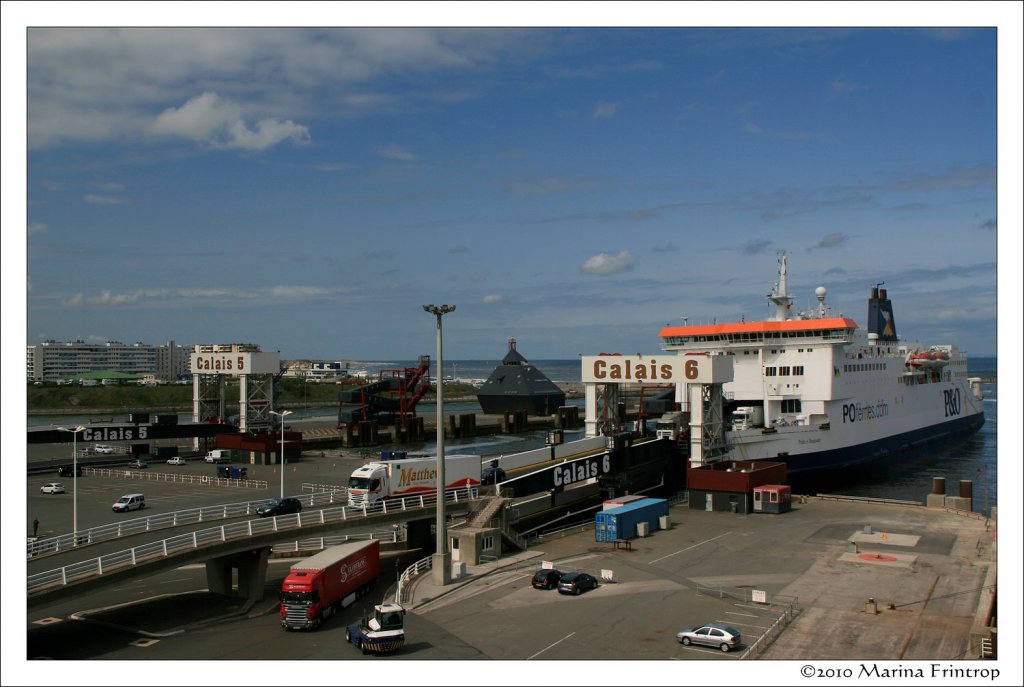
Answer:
580;354;732;384
190;351;281;376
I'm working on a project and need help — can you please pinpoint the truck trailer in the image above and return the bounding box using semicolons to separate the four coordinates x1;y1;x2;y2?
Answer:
347;454;482;507
279;540;380;630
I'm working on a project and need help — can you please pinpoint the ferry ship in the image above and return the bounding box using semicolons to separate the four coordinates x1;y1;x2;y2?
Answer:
658;254;986;477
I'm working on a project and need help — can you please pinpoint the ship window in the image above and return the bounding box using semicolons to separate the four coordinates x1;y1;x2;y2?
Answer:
793;366;804;375
779;366;790;375
482;536;494;551
781;399;802;413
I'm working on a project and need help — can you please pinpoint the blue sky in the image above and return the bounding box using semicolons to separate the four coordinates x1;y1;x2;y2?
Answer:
7;4;1021;367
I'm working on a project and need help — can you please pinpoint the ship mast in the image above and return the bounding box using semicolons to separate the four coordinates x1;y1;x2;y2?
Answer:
767;253;793;321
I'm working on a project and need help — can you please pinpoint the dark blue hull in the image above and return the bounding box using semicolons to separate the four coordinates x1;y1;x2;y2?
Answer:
784;411;986;483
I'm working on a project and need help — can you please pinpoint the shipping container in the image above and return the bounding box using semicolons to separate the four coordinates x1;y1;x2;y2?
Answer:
602;494;648;511
594;497;669;542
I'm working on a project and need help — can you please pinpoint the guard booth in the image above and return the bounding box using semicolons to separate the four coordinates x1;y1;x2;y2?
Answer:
753;484;792;513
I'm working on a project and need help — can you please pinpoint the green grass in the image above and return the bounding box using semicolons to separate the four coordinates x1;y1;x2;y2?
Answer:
27;379;483;413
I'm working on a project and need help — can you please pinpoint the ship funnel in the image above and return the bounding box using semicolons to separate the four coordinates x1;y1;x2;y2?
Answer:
868;286;898;342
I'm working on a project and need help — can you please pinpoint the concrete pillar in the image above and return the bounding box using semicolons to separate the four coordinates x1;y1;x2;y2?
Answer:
205;547;269;603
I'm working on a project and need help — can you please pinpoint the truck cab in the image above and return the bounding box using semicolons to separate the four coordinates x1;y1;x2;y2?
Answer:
730;406;765;430
655;411;685;440
345;603;406;655
347;462;389;507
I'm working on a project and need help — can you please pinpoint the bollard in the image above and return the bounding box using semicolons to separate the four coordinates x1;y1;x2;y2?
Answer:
864;524;872;535
847;541;858;553
865;598;878;615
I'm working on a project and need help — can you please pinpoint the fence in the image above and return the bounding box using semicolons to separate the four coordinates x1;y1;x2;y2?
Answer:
395;556;433;605
693;584;801;659
27;489;347;558
83;466;268;489
28;487;477;594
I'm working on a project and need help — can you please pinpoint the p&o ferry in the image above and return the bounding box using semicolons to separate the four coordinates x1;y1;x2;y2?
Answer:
658;254;986;477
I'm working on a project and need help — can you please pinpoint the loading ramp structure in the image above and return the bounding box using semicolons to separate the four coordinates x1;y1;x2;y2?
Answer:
337;355;431;432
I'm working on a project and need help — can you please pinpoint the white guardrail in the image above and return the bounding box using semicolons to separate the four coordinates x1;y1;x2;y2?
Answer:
28;487;478;594
27;489;349;558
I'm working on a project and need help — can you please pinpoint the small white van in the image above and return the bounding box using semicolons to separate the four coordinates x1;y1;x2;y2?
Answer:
112;493;145;512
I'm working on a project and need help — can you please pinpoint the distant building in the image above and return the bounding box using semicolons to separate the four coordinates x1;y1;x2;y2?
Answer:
281;359;354;380
26;339;193;383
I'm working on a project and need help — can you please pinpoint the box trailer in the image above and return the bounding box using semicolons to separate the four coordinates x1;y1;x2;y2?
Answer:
280;540;381;630
594;497;669;542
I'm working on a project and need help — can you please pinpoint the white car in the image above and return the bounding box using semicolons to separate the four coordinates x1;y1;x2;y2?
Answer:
166;456;187;466
40;482;66;494
93;444;115;454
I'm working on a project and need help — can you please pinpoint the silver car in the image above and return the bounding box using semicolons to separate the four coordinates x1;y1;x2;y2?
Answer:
676;623;742;652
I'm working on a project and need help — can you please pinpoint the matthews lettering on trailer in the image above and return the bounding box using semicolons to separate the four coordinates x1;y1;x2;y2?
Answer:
580;354;733;384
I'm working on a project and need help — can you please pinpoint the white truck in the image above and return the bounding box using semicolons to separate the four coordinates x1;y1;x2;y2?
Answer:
204;449;231;463
730;406;765;430
655;411;686;440
346;454;482;507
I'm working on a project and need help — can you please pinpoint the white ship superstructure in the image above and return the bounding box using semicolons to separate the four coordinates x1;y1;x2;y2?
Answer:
658;255;986;476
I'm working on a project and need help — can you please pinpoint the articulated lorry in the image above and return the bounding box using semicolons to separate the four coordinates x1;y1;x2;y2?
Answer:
347;454;482;507
345;603;407;655
279;540;380;630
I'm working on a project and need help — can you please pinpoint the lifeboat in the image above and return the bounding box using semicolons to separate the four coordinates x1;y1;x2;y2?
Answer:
907;350;949;369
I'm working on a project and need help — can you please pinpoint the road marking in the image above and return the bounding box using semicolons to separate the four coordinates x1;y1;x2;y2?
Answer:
716;619;770;629
648;531;733;564
158;577;192;584
527;631;575;660
725;611;759;618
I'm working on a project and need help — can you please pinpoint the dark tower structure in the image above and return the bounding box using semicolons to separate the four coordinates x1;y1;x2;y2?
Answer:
476;339;566;415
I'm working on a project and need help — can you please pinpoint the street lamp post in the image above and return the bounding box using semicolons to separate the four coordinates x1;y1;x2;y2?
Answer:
269;410;293;498
423;303;455;587
57;425;86;544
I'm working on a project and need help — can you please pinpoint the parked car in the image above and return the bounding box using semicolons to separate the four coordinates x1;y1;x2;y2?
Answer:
676;623;742;652
166;456;187;466
111;493;146;512
40;482;66;494
256;497;303;518
93;444;115;454
481;465;506;485
127;459;148;469
557;571;598;595
531;568;563;590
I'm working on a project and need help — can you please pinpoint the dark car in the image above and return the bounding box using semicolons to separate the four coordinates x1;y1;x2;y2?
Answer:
256;497;303;518
557;571;598;595
676;623;742;652
57;465;82;478
481;466;506;485
531;568;563;590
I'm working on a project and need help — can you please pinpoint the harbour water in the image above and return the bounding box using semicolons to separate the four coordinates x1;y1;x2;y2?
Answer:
26;358;998;513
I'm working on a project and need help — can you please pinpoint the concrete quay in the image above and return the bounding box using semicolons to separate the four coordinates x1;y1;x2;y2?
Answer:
401;495;999;664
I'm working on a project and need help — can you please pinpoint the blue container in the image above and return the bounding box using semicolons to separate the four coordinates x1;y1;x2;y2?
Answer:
594;498;669;542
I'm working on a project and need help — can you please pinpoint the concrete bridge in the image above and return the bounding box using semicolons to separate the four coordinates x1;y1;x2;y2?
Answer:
27;489;479;609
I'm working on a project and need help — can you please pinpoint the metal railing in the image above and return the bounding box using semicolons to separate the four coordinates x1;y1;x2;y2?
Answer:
82;466;269;489
270;529;402;554
395;555;433;605
27;490;349;558
28;487;478;595
739;602;800;659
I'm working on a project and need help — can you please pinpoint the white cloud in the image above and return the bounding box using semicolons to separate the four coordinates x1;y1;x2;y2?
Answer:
153;92;309;150
377;144;418;161
593;101;618;118
84;194;123;205
28;222;47;236
482;294;504;304
581;250;636;275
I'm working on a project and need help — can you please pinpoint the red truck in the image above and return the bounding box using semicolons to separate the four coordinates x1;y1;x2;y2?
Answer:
279;539;381;630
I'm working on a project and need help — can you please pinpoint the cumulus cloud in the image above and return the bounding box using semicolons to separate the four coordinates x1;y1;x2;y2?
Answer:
482;294;504;304
364;248;399;260
153;92;309;150
28;222;47;236
581;250;636;275
448;244;470;254
653;241;678;254
60;285;344;308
